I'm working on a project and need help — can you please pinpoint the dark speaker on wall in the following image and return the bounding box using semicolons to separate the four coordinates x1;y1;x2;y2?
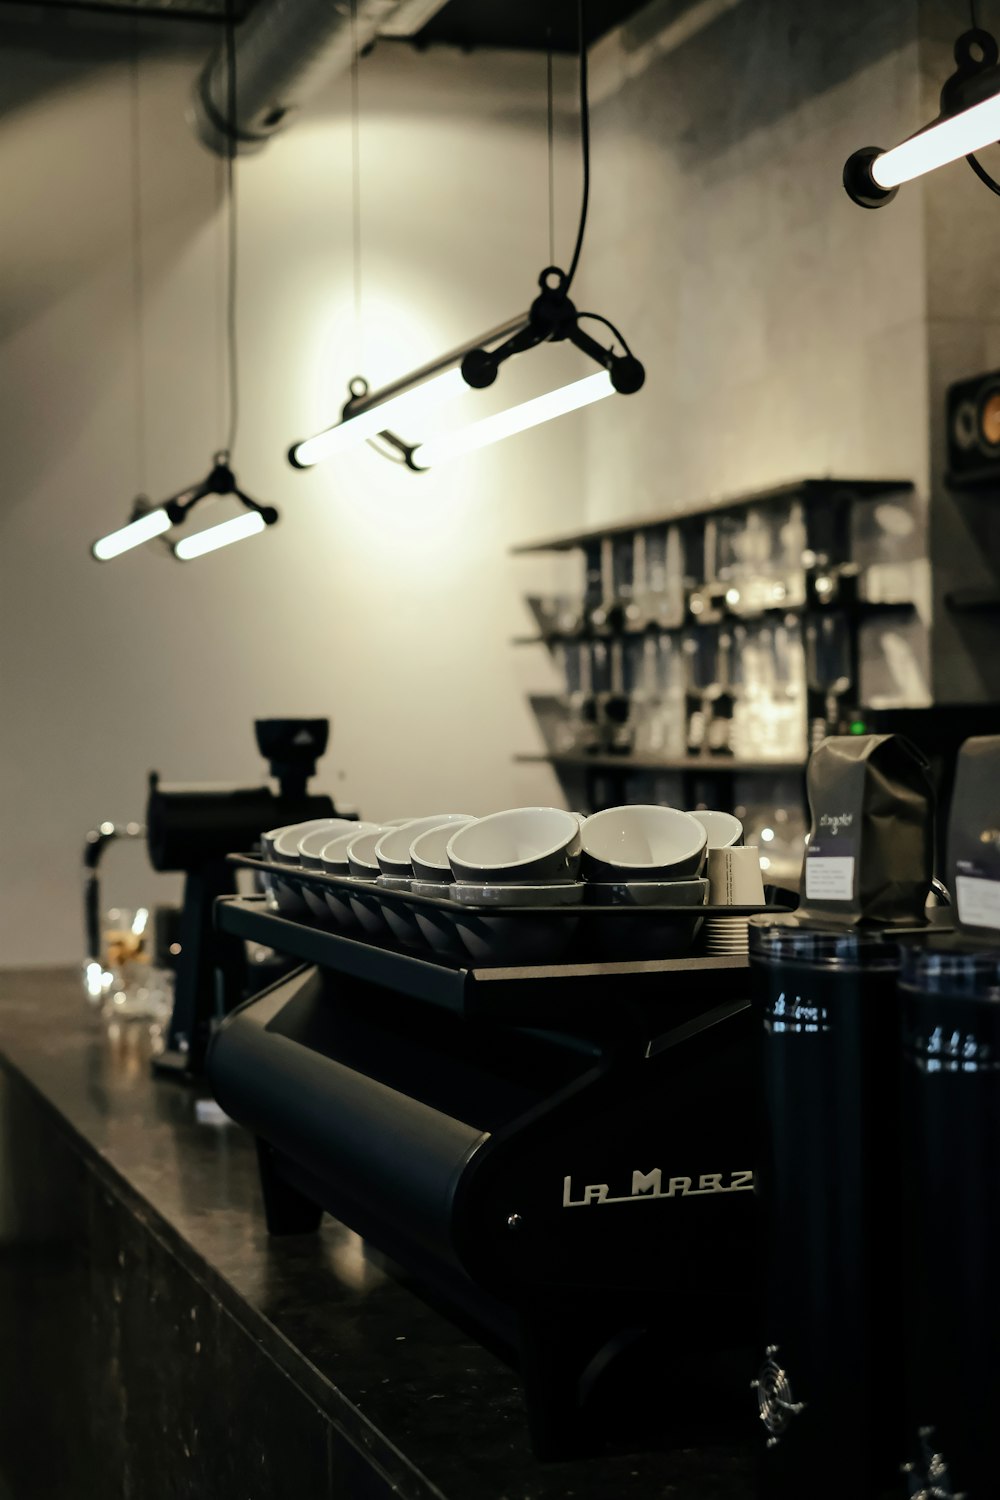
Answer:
946;367;1000;488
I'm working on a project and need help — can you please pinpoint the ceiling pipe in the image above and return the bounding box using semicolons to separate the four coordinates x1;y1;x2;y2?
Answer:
191;0;448;156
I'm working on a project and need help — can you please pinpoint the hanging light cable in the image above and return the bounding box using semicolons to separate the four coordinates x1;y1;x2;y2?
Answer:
287;0;643;474
170;0;278;561
93;4;279;562
844;23;1000;207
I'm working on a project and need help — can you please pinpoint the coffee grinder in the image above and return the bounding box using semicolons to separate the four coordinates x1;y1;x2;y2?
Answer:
148;718;335;1077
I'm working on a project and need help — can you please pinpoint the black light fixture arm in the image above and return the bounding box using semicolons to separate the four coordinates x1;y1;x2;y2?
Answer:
460;266;645;396
162;455;279;527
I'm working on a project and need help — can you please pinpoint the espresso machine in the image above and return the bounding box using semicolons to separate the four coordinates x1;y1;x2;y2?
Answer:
206;895;765;1458
148;717;336;1076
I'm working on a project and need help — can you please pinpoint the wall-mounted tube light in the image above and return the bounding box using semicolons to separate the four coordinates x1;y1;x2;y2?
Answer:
287;317;526;469
845;28;1000;207
412;370;613;468
173;508;269;560
91;505;172;561
90;455;278;563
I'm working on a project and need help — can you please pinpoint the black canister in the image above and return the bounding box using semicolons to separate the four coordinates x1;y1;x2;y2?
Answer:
899;943;1000;1500
749;922;904;1499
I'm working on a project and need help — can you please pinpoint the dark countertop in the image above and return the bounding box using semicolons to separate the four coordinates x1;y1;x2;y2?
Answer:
0;968;754;1500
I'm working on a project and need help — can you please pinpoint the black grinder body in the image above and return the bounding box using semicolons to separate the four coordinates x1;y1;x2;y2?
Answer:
149;719;334;1075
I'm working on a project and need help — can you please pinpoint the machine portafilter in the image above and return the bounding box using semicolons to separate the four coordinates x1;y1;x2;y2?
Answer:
148;718;336;1077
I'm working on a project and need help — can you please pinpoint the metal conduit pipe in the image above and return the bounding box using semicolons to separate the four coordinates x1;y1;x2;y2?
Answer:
191;0;447;156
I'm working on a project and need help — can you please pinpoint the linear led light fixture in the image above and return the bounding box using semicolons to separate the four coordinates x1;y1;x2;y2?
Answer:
845;27;1000;207
412;370;613;468
91;454;278;562
174;508;268;560
288;270;644;473
91;505;172;560
288;316;527;469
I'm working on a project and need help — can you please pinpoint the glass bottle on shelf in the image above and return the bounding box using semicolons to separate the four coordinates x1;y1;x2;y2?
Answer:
603;636;633;754
683;626;728;755
805;612;853;748
583;540;604;631
637;524;685;629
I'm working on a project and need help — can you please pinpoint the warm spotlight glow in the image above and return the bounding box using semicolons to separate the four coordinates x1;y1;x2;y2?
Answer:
173;510;266;560
412;371;614;467
291;367;470;467
92;507;171;560
872;92;1000;187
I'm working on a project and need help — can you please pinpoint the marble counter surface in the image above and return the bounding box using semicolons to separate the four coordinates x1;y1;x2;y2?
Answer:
0;968;754;1499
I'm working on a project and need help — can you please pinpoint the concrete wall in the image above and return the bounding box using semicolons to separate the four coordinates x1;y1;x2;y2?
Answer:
2;0;997;964
0;16;582;963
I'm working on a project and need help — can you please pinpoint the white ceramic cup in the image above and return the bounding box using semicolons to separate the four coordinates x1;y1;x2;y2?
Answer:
375;814;474;879
447;807;582;885
689;809;744;850
580;805;707;882
268;818;343;864
347;828;388;879
298;819;360;868
320;823;382;871
410;818;477;883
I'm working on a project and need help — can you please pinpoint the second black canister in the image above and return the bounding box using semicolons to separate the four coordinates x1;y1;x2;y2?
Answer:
749;921;904;1499
898;942;1000;1500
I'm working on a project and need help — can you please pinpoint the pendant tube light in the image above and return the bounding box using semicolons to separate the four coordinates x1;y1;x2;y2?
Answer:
173;508;267;560
412;371;613;469
91;506;172;561
287;0;645;475
91;460;278;563
871;92;1000;188
845;27;1000;207
288;315;527;469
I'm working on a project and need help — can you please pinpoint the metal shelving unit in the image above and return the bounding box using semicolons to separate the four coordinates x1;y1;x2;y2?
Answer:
510;475;917;813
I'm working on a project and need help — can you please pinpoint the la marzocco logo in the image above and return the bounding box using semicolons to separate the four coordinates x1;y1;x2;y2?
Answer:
562;1168;753;1208
819;812;854;834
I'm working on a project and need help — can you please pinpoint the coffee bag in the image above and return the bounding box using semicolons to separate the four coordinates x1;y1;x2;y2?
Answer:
799;734;934;926
948;735;1000;939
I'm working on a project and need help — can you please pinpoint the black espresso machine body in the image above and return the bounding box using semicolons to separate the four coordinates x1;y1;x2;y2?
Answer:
208;896;759;1458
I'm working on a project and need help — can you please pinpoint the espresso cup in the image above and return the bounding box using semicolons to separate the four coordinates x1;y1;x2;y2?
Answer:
410;818;477;883
375;814;474;879
346;828;388;880
689;809;744;850
447;807;582;885
581;804;707;882
268;818;342;864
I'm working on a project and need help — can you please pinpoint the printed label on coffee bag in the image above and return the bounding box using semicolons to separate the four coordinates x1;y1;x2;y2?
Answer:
804;855;856;901
955;874;1000;931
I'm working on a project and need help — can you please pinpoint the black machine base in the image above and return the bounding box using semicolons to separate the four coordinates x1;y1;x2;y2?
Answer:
208;899;761;1458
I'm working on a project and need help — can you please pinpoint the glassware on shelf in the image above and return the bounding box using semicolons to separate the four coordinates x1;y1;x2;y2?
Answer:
778;500;809;609
600;637;633;754
729;618;808;762
554;639;596;752
591;534;639;633
635;525;685;629
715;502;810;618
806;612;854;747
583;539;604;631
683;626;730;755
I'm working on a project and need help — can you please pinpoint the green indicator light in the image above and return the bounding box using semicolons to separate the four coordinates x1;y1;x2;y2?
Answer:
850;720;867;735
